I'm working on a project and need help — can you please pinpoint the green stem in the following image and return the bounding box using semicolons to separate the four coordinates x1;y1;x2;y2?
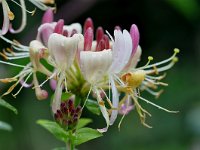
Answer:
66;130;75;150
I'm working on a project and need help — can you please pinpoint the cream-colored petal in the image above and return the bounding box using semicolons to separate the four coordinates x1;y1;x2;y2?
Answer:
48;33;83;70
80;50;112;84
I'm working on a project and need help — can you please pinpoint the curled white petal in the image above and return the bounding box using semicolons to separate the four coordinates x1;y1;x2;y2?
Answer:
109;29;132;73
0;0;10;35
9;0;27;33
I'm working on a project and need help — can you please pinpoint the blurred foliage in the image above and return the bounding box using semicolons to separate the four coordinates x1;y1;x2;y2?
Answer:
0;0;200;150
166;0;200;21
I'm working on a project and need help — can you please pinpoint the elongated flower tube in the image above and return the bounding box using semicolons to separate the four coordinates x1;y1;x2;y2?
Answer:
48;33;84;113
80;50;112;132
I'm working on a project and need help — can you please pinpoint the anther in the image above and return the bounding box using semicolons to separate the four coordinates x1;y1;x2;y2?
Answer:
148;56;153;61
173;57;179;63
174;48;180;54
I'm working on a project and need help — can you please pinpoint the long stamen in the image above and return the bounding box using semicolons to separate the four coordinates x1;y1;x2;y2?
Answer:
143;87;164;98
3;55;29;60
144;78;168;86
13;72;33;97
0;35;29;49
82;85;92;109
28;0;53;10
137;49;179;70
146;73;166;80
0;60;31;68
134;56;153;71
33;72;56;88
136;95;179;113
3;50;29;57
11;0;36;15
100;88;113;108
145;57;178;74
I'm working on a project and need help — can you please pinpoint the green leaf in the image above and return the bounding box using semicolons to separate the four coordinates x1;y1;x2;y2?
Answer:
76;118;92;129
0;121;12;131
37;119;69;142
74;127;102;145
86;99;100;115
0;98;18;114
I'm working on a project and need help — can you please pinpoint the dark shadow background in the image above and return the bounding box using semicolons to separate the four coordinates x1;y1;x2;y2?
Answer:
0;0;200;149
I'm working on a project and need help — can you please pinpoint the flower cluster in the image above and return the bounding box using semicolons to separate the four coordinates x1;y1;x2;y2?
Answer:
0;9;179;132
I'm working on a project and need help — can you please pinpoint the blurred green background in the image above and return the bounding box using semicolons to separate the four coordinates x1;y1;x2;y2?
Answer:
0;0;200;149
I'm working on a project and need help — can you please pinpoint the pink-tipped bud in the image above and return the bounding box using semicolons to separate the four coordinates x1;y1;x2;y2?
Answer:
84;18;94;34
84;27;93;51
42;9;54;24
130;24;140;55
103;35;110;49
54;19;64;34
63;30;68;37
96;26;104;44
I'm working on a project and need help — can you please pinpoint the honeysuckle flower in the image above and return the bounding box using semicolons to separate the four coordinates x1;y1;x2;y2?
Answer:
48;32;84;113
80;50;112;132
78;18;114;132
117;48;180;128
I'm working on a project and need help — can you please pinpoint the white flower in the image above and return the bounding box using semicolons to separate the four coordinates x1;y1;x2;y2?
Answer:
48;33;84;113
